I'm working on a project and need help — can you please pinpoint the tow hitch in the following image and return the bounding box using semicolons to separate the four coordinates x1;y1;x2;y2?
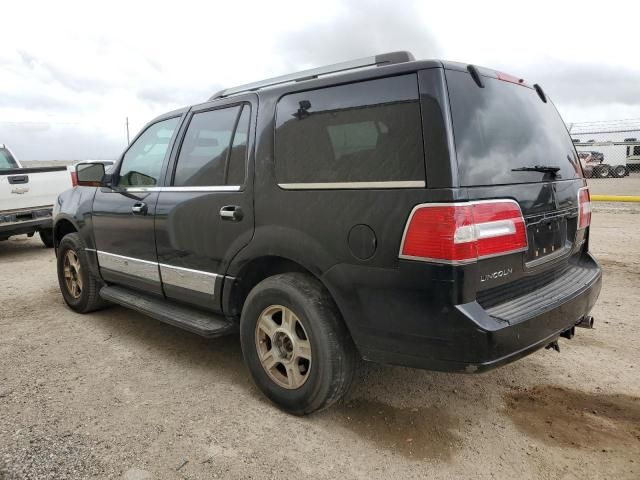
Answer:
547;317;594;353
560;326;575;339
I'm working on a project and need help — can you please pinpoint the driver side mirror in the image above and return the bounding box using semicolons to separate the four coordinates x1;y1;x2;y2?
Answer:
75;162;106;187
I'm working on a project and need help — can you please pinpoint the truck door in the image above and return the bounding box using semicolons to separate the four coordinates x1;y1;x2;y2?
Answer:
154;97;256;311
92;115;183;295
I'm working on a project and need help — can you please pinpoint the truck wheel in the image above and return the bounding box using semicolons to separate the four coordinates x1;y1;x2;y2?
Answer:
594;165;611;178
240;273;357;415
612;165;628;178
39;229;54;248
56;233;107;313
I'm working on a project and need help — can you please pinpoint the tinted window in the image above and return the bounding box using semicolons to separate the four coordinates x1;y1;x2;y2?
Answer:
0;147;18;169
173;105;249;186
633;146;640;156
227;105;250;185
446;70;580;186
275;75;424;185
118;117;180;186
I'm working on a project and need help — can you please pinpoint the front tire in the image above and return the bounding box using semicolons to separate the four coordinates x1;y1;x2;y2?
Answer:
240;273;357;415
57;233;107;313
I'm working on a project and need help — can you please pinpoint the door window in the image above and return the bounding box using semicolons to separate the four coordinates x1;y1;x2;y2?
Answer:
118;117;180;187
173;104;250;187
274;75;424;185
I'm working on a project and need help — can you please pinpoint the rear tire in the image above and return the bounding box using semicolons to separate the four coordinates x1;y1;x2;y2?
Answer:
39;229;54;248
612;165;628;178
240;273;357;415
57;233;107;313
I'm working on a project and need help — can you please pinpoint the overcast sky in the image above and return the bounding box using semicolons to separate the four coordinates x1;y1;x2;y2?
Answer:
1;0;639;160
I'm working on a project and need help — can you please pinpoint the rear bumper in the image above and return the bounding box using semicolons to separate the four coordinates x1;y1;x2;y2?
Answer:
324;253;602;372
0;211;52;239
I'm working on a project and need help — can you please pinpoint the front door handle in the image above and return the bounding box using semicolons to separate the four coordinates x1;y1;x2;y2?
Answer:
131;202;147;215
220;205;243;221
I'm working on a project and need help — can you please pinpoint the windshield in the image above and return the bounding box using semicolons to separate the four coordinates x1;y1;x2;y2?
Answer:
446;70;580;186
0;147;19;169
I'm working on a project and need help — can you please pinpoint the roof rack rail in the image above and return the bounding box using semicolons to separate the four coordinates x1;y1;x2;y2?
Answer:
209;51;415;101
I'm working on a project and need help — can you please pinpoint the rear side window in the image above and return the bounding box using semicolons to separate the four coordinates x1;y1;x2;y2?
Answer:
275;75;424;186
446;70;580;186
173;104;250;187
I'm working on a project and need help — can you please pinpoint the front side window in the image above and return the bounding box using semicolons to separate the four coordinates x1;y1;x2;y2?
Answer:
173;104;250;187
274;75;424;185
118;117;180;187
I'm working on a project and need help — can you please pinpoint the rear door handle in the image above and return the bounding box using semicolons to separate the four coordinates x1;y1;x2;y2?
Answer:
131;202;147;215
219;205;243;221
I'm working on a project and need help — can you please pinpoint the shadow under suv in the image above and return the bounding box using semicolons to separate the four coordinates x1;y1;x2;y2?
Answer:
53;51;602;415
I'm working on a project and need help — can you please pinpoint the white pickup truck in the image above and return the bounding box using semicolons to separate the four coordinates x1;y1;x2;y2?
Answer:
0;144;73;247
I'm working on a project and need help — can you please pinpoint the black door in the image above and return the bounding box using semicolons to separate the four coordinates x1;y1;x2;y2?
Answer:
155;97;256;310
92;115;183;295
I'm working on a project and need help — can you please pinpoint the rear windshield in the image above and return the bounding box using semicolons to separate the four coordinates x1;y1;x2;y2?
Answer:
0;147;18;169
446;70;580;186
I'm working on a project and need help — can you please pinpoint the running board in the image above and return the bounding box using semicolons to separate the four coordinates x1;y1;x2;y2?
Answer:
99;285;237;338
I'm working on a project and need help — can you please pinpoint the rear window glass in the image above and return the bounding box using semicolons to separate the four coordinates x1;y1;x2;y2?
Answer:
0;147;18;169
275;75;424;186
173;106;241;187
446;70;580;186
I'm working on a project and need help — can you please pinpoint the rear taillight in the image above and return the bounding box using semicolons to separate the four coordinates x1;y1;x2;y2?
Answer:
578;187;591;229
70;170;78;187
399;200;527;264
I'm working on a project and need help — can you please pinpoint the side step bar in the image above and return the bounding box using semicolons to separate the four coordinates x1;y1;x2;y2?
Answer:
99;285;237;338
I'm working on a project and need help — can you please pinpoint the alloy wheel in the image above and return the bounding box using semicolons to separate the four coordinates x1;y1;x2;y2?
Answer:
255;305;312;389
63;250;83;299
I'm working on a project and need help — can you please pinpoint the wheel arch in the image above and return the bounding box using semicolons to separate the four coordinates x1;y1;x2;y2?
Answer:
223;255;317;317
222;255;349;335
53;216;79;249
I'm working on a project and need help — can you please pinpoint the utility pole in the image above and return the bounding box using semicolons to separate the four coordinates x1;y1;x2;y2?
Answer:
125;117;130;144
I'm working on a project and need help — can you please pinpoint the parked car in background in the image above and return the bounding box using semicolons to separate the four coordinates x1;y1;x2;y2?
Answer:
53;53;601;414
574;142;632;177
0;144;72;246
578;151;604;178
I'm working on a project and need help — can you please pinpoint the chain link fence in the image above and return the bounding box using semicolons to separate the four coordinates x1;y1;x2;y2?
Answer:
569;123;640;196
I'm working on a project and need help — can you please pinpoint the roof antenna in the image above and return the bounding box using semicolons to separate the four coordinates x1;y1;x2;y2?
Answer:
467;65;484;88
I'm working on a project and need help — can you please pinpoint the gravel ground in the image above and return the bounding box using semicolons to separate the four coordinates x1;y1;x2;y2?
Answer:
587;171;640;196
0;206;639;479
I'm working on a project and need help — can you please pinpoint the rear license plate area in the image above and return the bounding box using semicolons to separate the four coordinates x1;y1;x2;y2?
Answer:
525;216;567;263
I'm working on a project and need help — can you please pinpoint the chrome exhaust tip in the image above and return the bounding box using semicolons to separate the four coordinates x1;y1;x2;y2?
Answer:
577;315;594;329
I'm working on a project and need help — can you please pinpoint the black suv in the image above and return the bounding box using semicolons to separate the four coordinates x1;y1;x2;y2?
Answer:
53;52;602;415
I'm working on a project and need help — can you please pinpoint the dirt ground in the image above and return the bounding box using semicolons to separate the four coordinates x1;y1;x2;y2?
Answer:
587;171;640;196
0;206;638;480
